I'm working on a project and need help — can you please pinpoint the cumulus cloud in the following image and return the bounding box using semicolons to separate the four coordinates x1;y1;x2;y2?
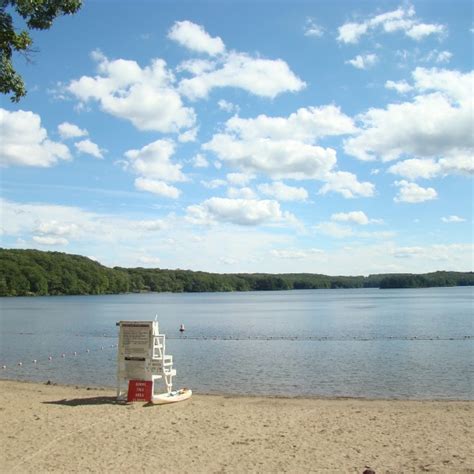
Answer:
0;109;71;167
32;236;69;246
218;99;239;113
394;180;437;203
388;153;474;180
186;197;295;226
318;172;375;198
346;53;378;69
178;127;198;143
74;139;104;159
204;106;355;181
179;51;306;100
315;222;354;238
124;139;186;182
226;172;254;186
200;179;226;189
58;122;88;139
134;177;181;199
35;221;79;237
304;19;324;37
67;51;196;133
441;215;466;223
227;187;257;199
345;68;473;171
405;23;445;40
424;49;452;64
331;211;381;225
191;153;209;168
168;20;225;56
385;80;413;93
337;5;445;43
258;182;308;202
1;198;173;249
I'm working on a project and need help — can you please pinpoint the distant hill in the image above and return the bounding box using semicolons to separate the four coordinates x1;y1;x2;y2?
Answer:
0;248;473;296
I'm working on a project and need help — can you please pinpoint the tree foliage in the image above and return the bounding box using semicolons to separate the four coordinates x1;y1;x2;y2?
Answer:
0;0;82;102
0;248;473;297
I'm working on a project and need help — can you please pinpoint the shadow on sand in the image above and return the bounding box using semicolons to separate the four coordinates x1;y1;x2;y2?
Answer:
43;396;124;407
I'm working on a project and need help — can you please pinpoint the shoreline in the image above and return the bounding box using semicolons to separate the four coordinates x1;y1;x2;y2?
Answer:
1;380;472;473
1;376;472;403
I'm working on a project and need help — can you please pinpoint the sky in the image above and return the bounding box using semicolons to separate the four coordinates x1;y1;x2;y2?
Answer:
0;0;473;275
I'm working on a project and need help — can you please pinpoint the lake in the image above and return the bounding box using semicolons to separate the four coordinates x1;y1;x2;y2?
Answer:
0;287;472;399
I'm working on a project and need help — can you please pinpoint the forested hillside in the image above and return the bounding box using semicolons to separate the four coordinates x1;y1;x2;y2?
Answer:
0;249;472;296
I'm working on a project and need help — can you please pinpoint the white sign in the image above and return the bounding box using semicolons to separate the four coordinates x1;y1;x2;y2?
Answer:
120;322;151;358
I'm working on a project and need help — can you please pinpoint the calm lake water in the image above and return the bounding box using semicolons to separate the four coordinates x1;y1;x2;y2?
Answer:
0;287;472;399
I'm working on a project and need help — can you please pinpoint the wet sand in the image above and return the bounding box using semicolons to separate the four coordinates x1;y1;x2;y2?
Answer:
0;380;472;473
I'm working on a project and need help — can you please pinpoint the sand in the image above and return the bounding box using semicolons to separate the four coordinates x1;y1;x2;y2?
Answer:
0;380;472;473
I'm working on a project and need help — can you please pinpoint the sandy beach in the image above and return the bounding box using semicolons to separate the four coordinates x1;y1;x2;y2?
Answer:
0;380;472;473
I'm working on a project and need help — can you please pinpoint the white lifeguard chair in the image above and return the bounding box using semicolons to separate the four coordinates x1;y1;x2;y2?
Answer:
116;319;191;404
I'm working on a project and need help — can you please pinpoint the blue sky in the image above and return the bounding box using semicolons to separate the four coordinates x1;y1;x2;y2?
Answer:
1;0;472;275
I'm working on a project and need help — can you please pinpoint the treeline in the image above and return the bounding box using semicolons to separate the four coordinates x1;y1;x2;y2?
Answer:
0;249;472;297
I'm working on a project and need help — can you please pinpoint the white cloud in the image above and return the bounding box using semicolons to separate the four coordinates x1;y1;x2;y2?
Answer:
134;177;181;199
168;20;225;56
227;187;257;199
337;5;445;43
58;122;88;139
135;220;167;231
319;172;375;198
218;99;239;113
138;255;161;266
258;182;308;202
179;51;305;100
304;19;324;37
315;222;354;238
226;172;254;186
215;105;356;143
271;248;324;259
204;106;355;181
191;153;209;168
186;197;294;226
177;58;216;75
346;54;378;70
178;127;198;143
388;158;440;180
405;23;445;40
0;109;71;167
394;180;437;203
32;236;69;246
124;139;186;182
385;80;413;94
388;153;474;180
2;198;471;274
67;51;196;133
424;50;452;64
205;134;337;180
74;139;104;159
345;68;473;166
219;257;238;265
441;215;466;223
331;211;377;225
391;244;470;261
35;221;79;237
201;179;226;189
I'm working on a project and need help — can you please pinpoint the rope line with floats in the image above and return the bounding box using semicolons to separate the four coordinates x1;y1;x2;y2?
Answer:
1;334;472;371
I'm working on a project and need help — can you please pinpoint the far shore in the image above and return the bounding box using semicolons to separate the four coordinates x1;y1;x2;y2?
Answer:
1;380;472;473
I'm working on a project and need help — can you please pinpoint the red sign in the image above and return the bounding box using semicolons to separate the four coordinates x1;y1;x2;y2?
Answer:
127;380;152;402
